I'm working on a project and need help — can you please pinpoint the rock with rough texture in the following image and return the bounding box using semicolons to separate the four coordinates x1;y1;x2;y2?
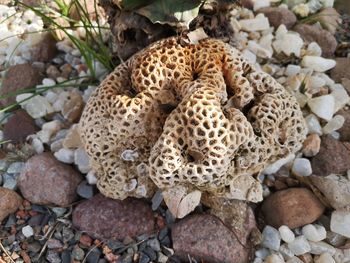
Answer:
31;33;58;62
302;134;321;157
172;214;251;263
311;136;350;177
330;58;350;83
72;194;154;240
18;153;83;206
261;188;325;229
0;64;43;107
0;187;22;222
258;7;297;29
310;174;350;210
294;24;337;57
3;110;38;143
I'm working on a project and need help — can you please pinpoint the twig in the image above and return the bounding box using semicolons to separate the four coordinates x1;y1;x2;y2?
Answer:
82;240;103;263
0;240;16;263
36;222;59;260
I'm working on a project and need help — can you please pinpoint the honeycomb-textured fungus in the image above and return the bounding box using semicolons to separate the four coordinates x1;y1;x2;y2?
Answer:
79;37;307;216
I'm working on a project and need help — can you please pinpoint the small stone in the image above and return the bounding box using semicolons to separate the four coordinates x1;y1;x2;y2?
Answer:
46;250;61;263
31;33;58;62
309;241;336;255
86;170;97;185
285;65;301;77
47;239;63;249
258;7;296;29
302;224;326;242
22;225;34;237
306;42;322;57
72;246;85;261
86;248;101;263
4;110;38;143
315;7;340;34
76;181;94;199
239;14;270;32
264;254;285;263
279;225;295;243
311;136;350;177
46;65;61;79
301;56;336;72
151;190;163;211
294;24;337;57
3;174;18;190
291;158;312;177
18;153;83;206
314;253;335;263
51;207;67;217
288;236;311;256
261;225;281;251
62;124;82;149
338;109;350;141
62;91;84;123
330;210;350;238
307;95;335;121
305;114;322;135
261;188;325;229
302;134;321;157
255;248;269;259
16;94;55;119
286;256;303;263
273;26;303;57
323;115;345;134
279;243;294;259
7;162;25;174
0;187;22;222
74;148;90;173
54;148;75;164
73;194;154;240
0;64;43;107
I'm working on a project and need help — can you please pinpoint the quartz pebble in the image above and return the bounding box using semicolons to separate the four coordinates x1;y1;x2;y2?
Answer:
22;225;34;237
309;241;336;255
16;94;54;119
301;56;336;72
54;148;75;164
264;254;285;263
323;115;345;134
314;253;335;263
273;26;303;57
239;14;270;32
302;224;326;242
261;225;281;251
286;256;303;263
288;236;311;256
279;243;294;259
308;95;335;121
279;225;295;243
285;65;301;77
291;158;312;177
330;210;350;238
86;170;97;185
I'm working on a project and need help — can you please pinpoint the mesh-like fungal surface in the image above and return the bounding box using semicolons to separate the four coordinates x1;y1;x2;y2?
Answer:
79;37;307;203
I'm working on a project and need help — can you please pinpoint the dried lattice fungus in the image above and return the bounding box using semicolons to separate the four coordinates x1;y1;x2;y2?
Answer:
79;37;307;217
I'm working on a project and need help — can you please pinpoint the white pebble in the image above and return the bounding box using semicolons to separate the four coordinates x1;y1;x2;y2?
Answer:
279;243;294;259
292;158;312;177
331;85;350;113
279;225;295;243
54;148;74;164
302;224;327;242
242;49;257;64
86;170;97;185
254;0;270;11
307;95;335;121
239;14;270;32
315;253;335;263
16;93;54;119
32;137;44;154
323;115;345;134
288;235;311;256
305;114;323;135
309;241;336;255
247;40;272;59
255;248;270;259
286;257;303;263
74;148;90;173
285;65;301;77
307;42;322;57
22;225;34;237
261;225;281;251
42;78;56;86
273;30;303;57
330;210;350;238
301;56;336;72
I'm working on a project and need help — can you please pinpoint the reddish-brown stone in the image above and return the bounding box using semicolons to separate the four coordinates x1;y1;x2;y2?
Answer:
258;7;297;29
0;187;23;222
72;194;155;240
261;188;325;229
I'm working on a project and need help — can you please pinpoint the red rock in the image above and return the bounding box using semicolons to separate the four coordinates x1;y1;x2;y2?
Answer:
0;187;23;222
302;133;321;157
79;234;93;247
172;214;252;263
330;58;350;83
0;64;43;107
294;24;337;57
72;194;155;240
3;110;38;143
258;7;296;29
311;136;350;177
261;188;325;229
31;33;58;62
18;153;83;206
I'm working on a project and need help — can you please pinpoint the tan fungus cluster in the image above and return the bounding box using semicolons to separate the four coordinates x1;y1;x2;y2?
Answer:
79;37;307;217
